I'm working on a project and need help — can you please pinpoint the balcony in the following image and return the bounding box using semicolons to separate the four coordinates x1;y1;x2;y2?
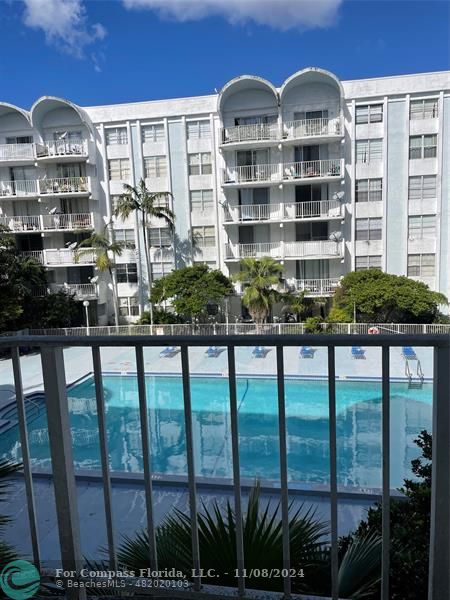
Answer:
283;117;343;144
219;123;279;150
1;333;449;600
282;159;343;184
35;139;89;162
38;177;89;196
0;213;93;233
224;199;342;224
288;277;341;297
0;179;38;199
222;163;280;187
0;143;35;165
20;248;96;266
222;159;343;188
32;283;98;300
225;239;343;261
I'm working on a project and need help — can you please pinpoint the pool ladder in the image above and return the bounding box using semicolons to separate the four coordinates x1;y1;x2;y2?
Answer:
405;359;424;389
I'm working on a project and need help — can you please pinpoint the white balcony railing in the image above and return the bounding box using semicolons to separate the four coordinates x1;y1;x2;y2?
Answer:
0;143;35;162
283;159;342;181
220;123;279;145
32;283;98;300
0;213;93;232
0;180;38;198
36;139;87;159
283;117;342;140
222;163;280;185
225;240;343;260
290;277;341;296
20;248;96;266
38;177;89;195
225;200;341;223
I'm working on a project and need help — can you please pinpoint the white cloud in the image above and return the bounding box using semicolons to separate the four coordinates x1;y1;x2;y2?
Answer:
122;0;343;31
22;0;106;58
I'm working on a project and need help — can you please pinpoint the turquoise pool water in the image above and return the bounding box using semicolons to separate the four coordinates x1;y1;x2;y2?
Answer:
0;375;432;490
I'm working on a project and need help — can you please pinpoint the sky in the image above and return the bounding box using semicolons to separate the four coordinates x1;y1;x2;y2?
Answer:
0;0;448;109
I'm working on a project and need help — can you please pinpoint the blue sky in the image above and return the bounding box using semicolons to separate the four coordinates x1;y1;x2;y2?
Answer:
0;0;448;108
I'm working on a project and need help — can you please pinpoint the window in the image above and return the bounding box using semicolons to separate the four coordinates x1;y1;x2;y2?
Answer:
190;189;214;213
119;297;139;316
407;254;435;277
193;226;215;247
408;176;437;201
142;124;165;143
106;127;128;145
408;215;436;239
116;263;138;283
149;227;171;247
144;156;167;178
114;229;135;248
355;255;382;271
108;158;130;180
188;152;212;175
409;135;437;159
187;120;211;140
355;104;383;124
356;139;383;163
410;99;439;120
6;136;33;144
355;217;382;241
355;179;382;202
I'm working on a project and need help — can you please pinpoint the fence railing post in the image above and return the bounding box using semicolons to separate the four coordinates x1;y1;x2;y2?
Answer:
429;343;450;599
40;347;86;600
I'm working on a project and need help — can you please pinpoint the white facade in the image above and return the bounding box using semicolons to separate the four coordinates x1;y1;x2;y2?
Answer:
0;68;449;323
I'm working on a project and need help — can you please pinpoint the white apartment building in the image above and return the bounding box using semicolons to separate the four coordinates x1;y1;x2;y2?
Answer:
0;67;448;324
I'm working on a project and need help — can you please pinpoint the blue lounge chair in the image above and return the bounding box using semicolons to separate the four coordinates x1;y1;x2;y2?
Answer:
351;346;366;359
252;346;266;358
159;346;179;358
402;346;417;360
299;346;315;358
205;346;221;358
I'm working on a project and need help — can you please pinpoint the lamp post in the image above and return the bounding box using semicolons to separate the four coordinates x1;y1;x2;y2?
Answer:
83;300;90;335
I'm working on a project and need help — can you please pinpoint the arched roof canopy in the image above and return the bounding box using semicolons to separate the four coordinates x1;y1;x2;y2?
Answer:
280;67;345;103
218;75;279;116
31;96;95;138
0;102;32;130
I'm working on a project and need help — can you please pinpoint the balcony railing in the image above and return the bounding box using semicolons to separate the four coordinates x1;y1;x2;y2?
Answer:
1;333;449;600
0;213;93;232
220;123;279;145
20;248;96;266
222;163;280;185
283;117;342;140
283;159;342;181
289;277;341;296
38;177;89;195
225;239;343;260
225;200;341;223
35;139;87;159
31;283;98;300
0;179;38;198
0;143;35;162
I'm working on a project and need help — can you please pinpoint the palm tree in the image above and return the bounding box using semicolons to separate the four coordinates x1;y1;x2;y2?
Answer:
282;290;307;322
233;257;283;325
76;225;133;327
114;179;175;324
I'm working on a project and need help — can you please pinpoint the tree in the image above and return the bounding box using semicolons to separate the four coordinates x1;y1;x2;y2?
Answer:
28;292;82;329
341;431;432;600
233;257;283;324
76;225;133;327
150;264;233;321
331;269;447;323
0;229;46;332
114;179;175;325
282;291;307;322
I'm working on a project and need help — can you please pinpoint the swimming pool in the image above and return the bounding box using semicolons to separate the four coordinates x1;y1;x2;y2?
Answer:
0;375;432;490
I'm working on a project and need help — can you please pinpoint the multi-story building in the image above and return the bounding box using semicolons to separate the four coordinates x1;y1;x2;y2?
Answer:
0;68;448;324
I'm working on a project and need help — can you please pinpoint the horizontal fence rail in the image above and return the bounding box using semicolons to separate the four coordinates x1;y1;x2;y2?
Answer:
2;333;450;600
